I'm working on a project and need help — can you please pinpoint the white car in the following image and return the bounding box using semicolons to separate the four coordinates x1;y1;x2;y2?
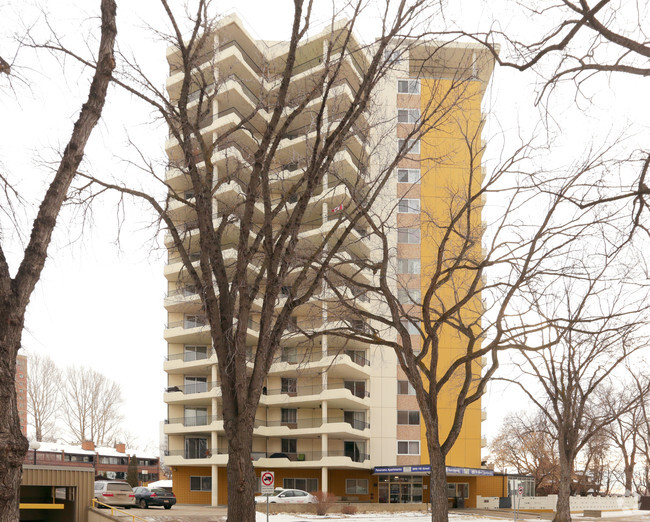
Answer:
94;480;135;508
255;488;317;504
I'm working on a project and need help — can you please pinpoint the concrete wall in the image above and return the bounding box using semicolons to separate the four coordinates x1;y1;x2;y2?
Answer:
476;495;639;511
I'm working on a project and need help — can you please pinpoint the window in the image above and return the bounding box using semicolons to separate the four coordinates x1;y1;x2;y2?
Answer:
282;346;298;363
397;410;420;425
398;198;420;214
190;476;212;491
283;478;318;492
344;441;367;462
185;437;209;459
448;482;469;499
184;345;209;361
397;228;420;244
184;376;208;394
184;407;208;426
398;108;420;123
397;258;421;274
398;79;420;94
184;314;207;328
401;319;420;335
344;380;367;398
281;438;297;454
344;411;367;430
346;479;369;494
397;380;416;395
281;377;297;395
398;139;420;154
397;440;420;455
281;408;297;426
398;288;421;304
397;168;421;184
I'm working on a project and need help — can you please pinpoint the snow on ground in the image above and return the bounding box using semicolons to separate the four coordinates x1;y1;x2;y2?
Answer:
255;510;650;522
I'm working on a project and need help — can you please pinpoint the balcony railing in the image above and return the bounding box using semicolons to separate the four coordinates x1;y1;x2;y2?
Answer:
165;351;212;362
253;416;369;431
164;447;369;463
262;382;369;399
164;449;212;459
166;316;259;332
214;448;369;462
165;381;218;394
166;316;209;330
166;414;222;426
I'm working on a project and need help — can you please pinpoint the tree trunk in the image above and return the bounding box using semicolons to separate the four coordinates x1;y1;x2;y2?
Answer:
0;313;29;521
554;450;572;522
225;420;256;522
428;444;449;522
625;466;633;495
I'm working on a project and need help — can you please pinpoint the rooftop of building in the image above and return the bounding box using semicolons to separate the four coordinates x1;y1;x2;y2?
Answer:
33;441;158;460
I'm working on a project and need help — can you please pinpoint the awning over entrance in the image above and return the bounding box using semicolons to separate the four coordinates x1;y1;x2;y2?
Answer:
372;465;494;477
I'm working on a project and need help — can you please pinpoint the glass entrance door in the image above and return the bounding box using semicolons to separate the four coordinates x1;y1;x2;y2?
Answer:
378;475;424;503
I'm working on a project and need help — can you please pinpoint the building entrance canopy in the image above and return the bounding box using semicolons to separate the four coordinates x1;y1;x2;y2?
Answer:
373;465;494;477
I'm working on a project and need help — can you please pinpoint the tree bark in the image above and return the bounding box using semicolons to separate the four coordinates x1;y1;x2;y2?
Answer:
0;0;116;518
0;315;28;519
428;443;449;522
554;449;573;522
225;419;255;522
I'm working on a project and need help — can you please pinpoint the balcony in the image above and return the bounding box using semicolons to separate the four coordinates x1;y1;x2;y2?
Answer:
252;416;370;438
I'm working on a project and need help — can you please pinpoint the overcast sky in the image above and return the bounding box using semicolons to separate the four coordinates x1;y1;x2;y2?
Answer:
1;0;648;454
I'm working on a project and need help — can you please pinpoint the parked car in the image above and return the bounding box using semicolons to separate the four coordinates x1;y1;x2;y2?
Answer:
94;480;135;508
133;486;176;509
254;488;317;504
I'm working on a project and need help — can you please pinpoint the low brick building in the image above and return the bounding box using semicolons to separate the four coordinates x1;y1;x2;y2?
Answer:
26;441;160;485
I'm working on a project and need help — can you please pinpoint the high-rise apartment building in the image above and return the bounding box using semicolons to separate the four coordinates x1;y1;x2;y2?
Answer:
16;354;27;436
162;14;502;507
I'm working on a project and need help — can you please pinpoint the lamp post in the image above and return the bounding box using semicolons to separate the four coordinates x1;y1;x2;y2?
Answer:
29;441;41;465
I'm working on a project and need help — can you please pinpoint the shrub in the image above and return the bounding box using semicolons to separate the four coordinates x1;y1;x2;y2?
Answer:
341;504;358;515
313;491;336;516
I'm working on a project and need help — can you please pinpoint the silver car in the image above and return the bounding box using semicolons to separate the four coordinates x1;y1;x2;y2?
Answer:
254;488;317;504
94;480;135;508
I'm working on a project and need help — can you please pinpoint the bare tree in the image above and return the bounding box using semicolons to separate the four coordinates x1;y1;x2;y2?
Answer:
62;366;123;447
446;1;650;230
490;412;560;494
319;100;649;518
0;1;116;517
503;283;649;521
26;354;62;442
41;1;457;519
599;376;650;495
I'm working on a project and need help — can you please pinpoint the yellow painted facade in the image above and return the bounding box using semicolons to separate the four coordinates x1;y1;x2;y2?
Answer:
417;77;485;469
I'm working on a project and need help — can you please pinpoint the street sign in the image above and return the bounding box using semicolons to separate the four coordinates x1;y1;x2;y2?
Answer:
518;485;523;496
261;471;275;495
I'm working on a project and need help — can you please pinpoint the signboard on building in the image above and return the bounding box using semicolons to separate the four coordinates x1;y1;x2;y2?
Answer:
373;465;494;476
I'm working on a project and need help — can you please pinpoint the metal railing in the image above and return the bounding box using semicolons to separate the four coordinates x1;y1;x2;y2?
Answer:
164;449;213;459
253;416;369;431
164;447;369;462
165;316;259;332
166;414;222;426
165;351;212;362
164;381;218;394
91;499;145;521
262;381;369;399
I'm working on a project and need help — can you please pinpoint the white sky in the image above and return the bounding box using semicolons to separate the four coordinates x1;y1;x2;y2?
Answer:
1;0;648;456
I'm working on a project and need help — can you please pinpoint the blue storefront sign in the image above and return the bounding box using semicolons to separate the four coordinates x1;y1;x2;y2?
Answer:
373;465;494;476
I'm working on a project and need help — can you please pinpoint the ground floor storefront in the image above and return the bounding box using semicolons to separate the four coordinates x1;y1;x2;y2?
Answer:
169;464;525;508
